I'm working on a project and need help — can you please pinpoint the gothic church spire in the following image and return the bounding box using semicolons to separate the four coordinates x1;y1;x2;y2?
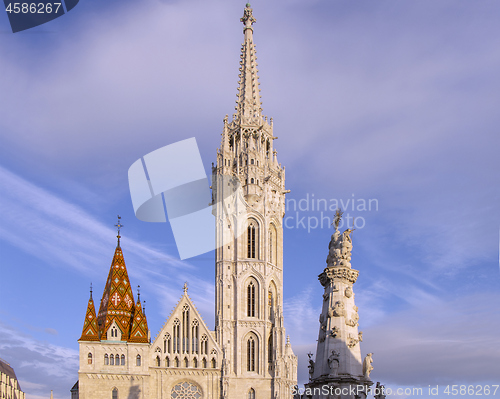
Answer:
235;3;262;123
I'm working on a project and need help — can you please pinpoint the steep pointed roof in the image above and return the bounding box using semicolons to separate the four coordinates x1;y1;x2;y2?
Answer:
97;243;136;340
79;290;99;342
129;294;149;343
235;3;262;122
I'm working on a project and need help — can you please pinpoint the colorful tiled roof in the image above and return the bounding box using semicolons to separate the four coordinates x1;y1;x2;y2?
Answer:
96;244;137;341
79;292;99;341
129;296;149;343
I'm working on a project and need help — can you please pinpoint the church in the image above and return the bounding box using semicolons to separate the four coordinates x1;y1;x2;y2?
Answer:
75;4;299;399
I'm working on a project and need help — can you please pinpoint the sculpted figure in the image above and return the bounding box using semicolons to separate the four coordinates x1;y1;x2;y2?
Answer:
330;326;339;338
327;350;340;377
308;359;315;379
362;353;374;379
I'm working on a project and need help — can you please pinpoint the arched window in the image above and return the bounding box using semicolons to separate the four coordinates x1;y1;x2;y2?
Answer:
251;159;254;165
202;357;207;368
247;336;256;372
104;354;109;365
136;354;141;366
269;224;277;265
193;358;198;368
211;358;217;368
112;388;118;399
248;388;256;399
156;356;160;367
268;335;273;363
192;320;199;354
175;357;180;367
173;319;180;353
250;178;254;184
121;354;125;366
247;281;256;317
183;357;188;368
110;354;114;366
166;357;170;367
87;353;92;365
164;333;171;353
201;334;208;355
247;222;257;258
182;305;190;353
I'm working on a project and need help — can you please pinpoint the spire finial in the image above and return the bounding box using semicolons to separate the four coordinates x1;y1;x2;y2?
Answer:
143;300;146;315
183;282;188;293
241;3;256;31
115;215;123;246
137;285;141;302
90;283;93;299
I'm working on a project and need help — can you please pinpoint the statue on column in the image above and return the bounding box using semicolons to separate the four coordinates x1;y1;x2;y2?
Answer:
307;353;315;380
326;209;355;267
362;353;374;379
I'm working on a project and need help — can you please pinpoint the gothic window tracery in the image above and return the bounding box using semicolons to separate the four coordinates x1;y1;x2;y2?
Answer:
121;354;125;366
201;334;208;355
112;388;118;399
136;354;141;366
269;224;277;265
248;388;256;399
247;221;258;259
173;319;180;353
104;354;109;365
182;305;190;353
165;333;171;353
247;281;256;317
88;352;92;365
247;336;256;372
192;319;199;354
110;354;114;366
170;382;202;399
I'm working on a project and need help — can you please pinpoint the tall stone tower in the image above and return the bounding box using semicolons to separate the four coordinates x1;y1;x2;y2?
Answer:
305;210;373;399
212;3;297;399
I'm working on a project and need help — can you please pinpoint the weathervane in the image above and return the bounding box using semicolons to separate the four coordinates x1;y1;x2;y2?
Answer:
115;215;123;246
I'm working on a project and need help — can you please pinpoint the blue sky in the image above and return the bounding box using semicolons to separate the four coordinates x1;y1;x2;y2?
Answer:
1;0;500;398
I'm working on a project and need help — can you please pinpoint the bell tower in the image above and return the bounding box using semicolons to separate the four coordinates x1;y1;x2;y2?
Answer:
212;3;297;398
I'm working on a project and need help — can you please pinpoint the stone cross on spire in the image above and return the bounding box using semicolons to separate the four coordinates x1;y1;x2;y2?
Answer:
115;215;123;246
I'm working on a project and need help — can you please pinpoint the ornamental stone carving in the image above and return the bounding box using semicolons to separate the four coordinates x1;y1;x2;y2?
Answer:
344;286;353;298
319;267;359;286
346;312;359;327
347;334;359;348
330;326;339;338
330;301;345;318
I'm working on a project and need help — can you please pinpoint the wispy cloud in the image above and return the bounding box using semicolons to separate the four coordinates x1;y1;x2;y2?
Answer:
0;322;78;399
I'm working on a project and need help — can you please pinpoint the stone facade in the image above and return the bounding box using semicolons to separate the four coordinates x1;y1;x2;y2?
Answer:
0;357;25;399
75;4;297;399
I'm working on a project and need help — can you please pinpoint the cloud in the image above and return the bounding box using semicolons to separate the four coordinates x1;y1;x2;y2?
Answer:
363;292;500;386
0;322;78;399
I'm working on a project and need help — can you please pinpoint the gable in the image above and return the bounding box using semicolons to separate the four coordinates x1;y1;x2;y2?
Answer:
151;292;221;368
